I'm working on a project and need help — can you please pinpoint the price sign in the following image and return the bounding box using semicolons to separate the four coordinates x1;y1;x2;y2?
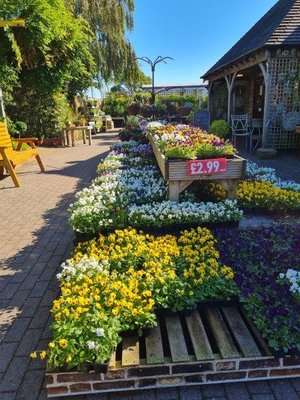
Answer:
187;158;227;176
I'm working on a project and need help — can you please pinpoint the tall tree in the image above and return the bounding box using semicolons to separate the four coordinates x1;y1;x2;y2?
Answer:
74;0;140;84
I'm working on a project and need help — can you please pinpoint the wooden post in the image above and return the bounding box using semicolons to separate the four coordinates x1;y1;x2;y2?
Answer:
221;179;238;200
168;181;180;201
208;81;213;114
87;127;92;145
259;61;271;148
225;72;237;123
71;130;75;147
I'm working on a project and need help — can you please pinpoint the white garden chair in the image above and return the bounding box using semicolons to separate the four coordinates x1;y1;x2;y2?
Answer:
249;118;263;153
231;114;249;148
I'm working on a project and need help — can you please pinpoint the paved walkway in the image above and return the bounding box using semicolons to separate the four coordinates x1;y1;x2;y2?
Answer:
240;149;300;182
0;133;299;400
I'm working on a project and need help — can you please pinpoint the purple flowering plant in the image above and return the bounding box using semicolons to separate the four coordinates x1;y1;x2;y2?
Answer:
214;225;300;353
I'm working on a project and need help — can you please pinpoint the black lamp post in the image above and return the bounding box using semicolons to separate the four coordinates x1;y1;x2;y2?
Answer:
136;56;173;105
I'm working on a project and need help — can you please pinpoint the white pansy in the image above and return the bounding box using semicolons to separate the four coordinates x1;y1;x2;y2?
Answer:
96;328;105;337
279;269;300;296
128;200;243;226
87;340;96;350
247;161;300;192
57;256;109;281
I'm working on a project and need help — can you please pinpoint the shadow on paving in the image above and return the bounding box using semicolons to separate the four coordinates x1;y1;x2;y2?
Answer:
0;144;115;399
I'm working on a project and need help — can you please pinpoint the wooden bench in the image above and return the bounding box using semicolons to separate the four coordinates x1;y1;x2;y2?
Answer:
0;122;45;187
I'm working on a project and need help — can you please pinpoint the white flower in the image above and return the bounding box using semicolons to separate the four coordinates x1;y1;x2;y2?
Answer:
96;328;105;337
87;340;96;350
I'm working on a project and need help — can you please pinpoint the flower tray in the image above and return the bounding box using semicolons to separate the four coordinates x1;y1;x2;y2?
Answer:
134;221;240;236
243;207;300;217
73;221;241;244
148;134;246;201
46;302;300;397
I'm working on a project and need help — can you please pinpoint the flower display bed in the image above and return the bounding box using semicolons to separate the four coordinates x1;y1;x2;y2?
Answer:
44;123;300;397
148;133;246;201
46;304;300;397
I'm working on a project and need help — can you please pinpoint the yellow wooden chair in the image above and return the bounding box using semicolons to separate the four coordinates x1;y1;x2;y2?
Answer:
0;122;45;187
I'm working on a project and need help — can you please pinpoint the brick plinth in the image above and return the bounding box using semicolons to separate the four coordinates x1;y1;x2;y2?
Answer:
46;355;300;397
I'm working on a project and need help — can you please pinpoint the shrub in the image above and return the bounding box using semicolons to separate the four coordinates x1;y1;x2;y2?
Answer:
210;119;230;139
103;93;131;117
8;92;74;138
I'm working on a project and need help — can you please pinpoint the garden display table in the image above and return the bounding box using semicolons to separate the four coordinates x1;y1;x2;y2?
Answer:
63;125;92;147
148;134;246;201
111;117;125;128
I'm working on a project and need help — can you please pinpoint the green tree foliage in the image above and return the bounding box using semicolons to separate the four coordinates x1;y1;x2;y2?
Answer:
0;0;95;95
74;0;140;83
0;0;96;136
0;0;145;136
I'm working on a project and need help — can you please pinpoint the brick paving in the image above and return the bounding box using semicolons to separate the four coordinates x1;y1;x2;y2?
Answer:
0;134;299;400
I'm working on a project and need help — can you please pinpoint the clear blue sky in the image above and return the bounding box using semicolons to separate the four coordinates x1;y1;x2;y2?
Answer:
127;0;278;85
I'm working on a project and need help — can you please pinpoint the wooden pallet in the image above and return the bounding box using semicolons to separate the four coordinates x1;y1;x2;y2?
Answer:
46;304;300;397
112;304;269;368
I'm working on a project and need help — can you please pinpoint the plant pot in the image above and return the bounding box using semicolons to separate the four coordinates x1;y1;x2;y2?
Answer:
126;104;140;115
93;360;110;374
141;327;153;337
197;298;239;308
119;329;139;338
76;363;89;373
140;108;153;118
119;327;154;338
156;308;196;318
41;137;64;147
177;107;192;116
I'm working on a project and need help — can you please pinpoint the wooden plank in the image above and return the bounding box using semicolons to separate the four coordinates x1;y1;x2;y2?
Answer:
221;307;261;357
238;306;272;356
205;307;240;359
165;315;190;362
109;350;116;368
121;335;140;366
148;134;167;179
168;181;180;201
179;180;193;192
145;322;165;364
185;310;214;360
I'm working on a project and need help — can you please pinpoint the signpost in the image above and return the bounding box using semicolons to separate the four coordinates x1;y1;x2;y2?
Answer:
193;110;210;131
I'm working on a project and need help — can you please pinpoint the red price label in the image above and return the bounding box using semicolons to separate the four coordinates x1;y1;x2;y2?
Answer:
187;158;227;176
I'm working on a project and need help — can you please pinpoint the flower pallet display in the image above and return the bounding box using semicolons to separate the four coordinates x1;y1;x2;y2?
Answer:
46;304;300;397
148;134;246;201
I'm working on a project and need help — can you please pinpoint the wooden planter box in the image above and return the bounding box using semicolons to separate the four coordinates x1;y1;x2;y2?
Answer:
148;134;246;201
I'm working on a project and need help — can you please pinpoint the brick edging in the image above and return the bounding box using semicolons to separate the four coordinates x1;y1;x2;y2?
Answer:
46;355;300;397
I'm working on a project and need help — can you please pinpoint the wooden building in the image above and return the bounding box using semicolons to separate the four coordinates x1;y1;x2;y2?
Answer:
202;0;300;149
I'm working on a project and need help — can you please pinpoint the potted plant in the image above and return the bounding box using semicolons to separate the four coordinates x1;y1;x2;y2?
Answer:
209;119;230;139
44;312;121;373
126;102;141;115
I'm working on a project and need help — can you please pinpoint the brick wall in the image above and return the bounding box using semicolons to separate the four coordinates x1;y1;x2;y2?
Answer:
46;355;300;397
